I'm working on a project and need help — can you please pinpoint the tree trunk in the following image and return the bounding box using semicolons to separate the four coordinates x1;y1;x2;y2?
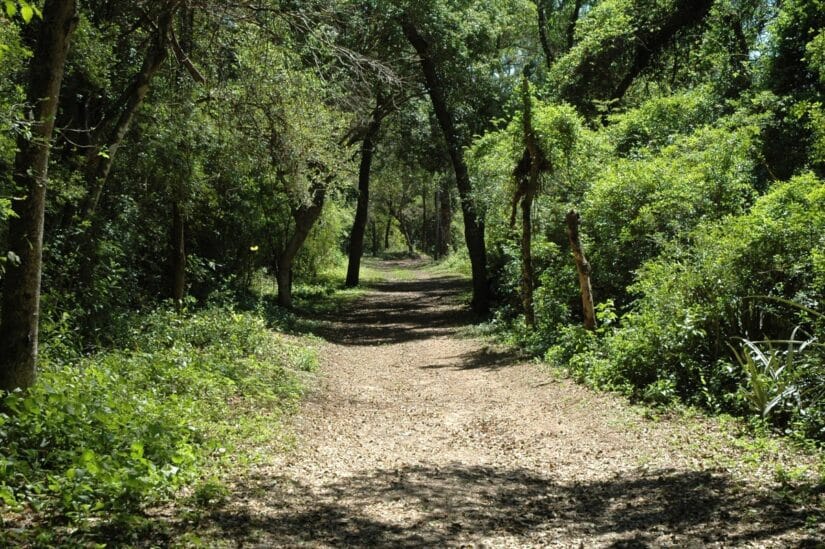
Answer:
566;0;583;52
384;215;392;249
537;1;554;69
277;183;326;308
512;77;546;328
566;210;597;331
77;5;175;223
0;0;78;392
421;186;428;254
436;181;452;259
171;201;186;305
346;109;382;287
401;19;489;314
393;211;415;256
520;185;537;328
370;219;378;256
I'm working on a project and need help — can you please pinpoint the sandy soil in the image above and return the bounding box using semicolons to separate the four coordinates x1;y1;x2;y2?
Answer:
192;259;823;548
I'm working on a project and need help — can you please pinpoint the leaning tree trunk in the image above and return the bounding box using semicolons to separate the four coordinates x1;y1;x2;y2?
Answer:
0;0;78;392
277;183;326;308
70;5;176;307
346;108;382;287
566;210;597;330
402;19;489;314
77;6;175;223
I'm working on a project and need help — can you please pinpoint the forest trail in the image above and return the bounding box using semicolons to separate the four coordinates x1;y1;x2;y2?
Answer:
197;259;821;548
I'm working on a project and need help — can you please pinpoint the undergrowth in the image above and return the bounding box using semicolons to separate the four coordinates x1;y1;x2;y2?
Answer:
0;305;317;546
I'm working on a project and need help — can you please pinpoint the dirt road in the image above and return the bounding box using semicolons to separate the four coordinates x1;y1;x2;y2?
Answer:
197;260;822;547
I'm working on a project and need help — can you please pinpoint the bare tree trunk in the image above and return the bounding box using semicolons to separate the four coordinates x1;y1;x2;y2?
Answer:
171;201;186;305
346;106;382;287
520;187;536;327
277;183;326;308
566;210;596;330
402;19;489;314
393;211;415;256
0;0;78;392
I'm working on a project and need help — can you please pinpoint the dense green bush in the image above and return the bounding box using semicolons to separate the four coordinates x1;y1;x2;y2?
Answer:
556;173;825;435
0;306;316;531
584;121;760;305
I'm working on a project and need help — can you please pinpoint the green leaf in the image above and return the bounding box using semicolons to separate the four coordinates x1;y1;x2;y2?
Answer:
0;485;16;506
20;4;33;23
4;1;17;17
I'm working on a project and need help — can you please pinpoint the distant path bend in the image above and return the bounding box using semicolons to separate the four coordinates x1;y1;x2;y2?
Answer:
203;259;821;548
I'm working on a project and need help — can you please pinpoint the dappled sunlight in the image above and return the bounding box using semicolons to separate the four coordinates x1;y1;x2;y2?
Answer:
200;463;818;547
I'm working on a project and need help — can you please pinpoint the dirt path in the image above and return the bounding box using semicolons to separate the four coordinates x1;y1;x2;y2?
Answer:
198;260;822;547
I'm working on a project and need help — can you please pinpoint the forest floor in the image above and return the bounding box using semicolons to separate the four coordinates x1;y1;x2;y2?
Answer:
179;258;823;548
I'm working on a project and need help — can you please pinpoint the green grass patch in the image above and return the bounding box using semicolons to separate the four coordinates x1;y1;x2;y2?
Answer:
0;305;317;546
424;252;472;278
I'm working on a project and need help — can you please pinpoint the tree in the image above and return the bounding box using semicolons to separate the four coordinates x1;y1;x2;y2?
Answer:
401;18;490;313
346;94;390;287
0;0;78;391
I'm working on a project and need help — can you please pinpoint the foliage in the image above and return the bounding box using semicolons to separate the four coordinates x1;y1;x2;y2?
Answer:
560;174;824;427
0;306;316;540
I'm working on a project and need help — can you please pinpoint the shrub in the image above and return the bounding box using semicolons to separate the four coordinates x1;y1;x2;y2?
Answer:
0;305;316;531
570;173;825;426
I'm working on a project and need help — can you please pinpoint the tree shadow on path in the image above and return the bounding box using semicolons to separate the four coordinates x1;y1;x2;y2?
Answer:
304;274;477;346
203;462;823;547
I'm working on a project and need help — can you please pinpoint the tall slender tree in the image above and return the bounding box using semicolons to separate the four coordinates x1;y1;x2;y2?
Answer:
401;18;490;314
0;0;78;392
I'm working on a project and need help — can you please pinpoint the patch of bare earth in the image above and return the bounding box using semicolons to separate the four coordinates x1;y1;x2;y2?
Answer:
192;259;823;548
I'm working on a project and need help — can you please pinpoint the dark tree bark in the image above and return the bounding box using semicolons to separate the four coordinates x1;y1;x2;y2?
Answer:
610;0;714;103
566;210;596;331
171;201;186;305
401;18;489;314
435;181;452;259
391;208;415;256
565;0;582;52
421;186;428;253
370;219;379;256
277;182;326;308
519;175;537;327
0;0;78;392
536;1;554;69
557;0;714;116
346;105;383;287
384;214;391;250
